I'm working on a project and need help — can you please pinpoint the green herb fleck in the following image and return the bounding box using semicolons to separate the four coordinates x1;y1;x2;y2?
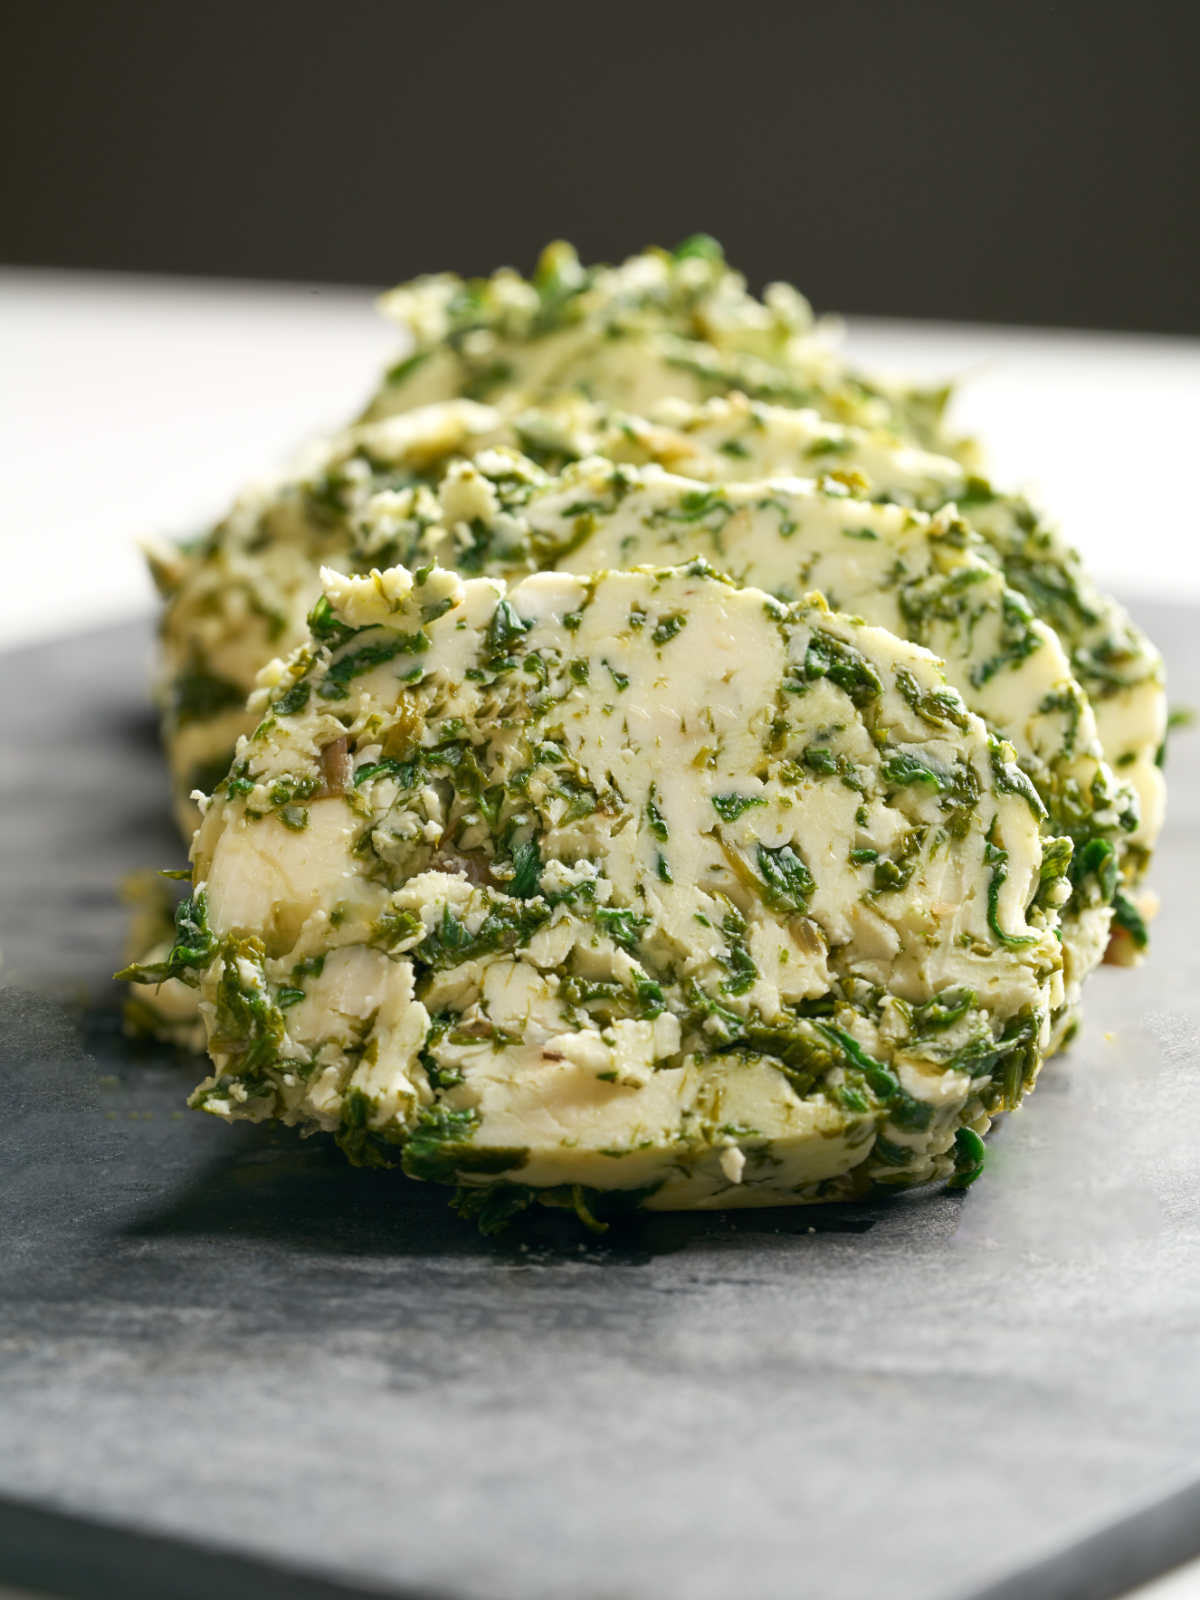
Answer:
651;612;688;646
712;792;767;821
948;1126;987;1189
1112;889;1149;951
673;233;724;262
755;842;815;914
645;789;670;841
984;821;1038;948
594;906;651;950
797;632;882;707
486;598;532;661
117;891;216;987
401;1106;528;1184
882;751;947;791
507;838;542;899
171;664;246;726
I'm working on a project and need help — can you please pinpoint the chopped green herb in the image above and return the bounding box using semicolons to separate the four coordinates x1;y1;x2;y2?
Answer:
712;792;767;821
797;632;882;707
755;842;815;914
1111;889;1149;951
984;821;1038;948
948;1126;987;1189
172;664;246;726
117;891;216;987
651;612;688;645
645;789;670;841
594;905;651;950
507;838;542;899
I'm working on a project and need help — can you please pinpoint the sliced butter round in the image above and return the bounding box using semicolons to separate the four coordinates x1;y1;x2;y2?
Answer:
181;561;1065;1213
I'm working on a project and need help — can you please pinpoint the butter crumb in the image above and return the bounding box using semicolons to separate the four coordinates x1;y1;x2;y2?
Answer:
719;1146;746;1184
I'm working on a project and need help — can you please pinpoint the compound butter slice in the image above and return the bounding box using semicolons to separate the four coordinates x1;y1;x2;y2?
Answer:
153;561;1065;1217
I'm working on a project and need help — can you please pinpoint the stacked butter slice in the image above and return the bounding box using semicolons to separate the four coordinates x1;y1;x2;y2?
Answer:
129;238;1165;1225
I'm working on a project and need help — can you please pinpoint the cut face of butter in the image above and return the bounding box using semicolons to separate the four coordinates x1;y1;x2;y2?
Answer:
153;429;1140;1025
181;562;1065;1212
432;457;1136;1025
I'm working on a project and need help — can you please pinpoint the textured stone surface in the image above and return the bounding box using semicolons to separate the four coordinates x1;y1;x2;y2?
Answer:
1;610;1198;1600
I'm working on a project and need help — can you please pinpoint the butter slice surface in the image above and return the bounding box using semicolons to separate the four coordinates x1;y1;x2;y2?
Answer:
182;562;1064;1210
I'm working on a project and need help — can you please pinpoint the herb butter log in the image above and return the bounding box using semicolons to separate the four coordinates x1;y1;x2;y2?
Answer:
359;239;964;457
152;388;1165;933
156;424;1128;1027
144;561;1067;1218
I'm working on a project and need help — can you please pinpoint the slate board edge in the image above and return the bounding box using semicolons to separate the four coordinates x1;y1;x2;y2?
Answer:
0;1491;427;1600
3;1467;1200;1600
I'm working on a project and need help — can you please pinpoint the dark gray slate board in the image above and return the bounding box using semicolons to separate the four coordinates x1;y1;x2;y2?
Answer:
1;607;1198;1600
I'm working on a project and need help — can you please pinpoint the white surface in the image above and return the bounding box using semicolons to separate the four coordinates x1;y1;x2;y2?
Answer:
2;267;1199;647
1;271;392;646
1133;1564;1200;1600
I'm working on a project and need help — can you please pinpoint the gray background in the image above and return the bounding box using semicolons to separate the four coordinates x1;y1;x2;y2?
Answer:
0;605;1197;1599
3;0;1198;333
